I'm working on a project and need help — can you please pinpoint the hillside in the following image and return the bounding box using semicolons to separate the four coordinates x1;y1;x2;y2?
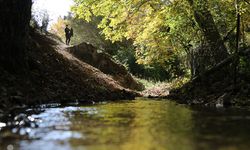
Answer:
67;43;144;91
0;30;140;109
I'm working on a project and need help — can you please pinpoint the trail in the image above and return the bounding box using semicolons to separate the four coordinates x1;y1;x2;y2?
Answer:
141;82;170;98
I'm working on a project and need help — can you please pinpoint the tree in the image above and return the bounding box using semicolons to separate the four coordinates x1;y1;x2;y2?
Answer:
40;10;50;32
188;0;228;65
72;0;175;65
73;0;243;77
32;8;50;33
0;0;32;73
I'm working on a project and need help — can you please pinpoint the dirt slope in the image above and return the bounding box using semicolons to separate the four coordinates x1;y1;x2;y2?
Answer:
68;43;144;91
0;31;139;108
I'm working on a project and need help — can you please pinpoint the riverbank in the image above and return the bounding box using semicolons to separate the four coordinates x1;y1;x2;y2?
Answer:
0;30;139;110
169;77;250;107
139;75;250;107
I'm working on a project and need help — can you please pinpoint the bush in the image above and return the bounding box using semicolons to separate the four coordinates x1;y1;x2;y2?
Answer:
113;46;187;81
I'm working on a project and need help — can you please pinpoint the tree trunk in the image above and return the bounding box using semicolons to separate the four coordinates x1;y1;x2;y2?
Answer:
187;0;229;64
0;0;32;73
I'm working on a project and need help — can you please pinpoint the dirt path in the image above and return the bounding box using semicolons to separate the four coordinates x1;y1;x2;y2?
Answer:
141;82;170;98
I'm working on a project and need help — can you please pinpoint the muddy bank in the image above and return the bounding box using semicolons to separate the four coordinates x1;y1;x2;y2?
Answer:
0;31;139;109
168;75;250;107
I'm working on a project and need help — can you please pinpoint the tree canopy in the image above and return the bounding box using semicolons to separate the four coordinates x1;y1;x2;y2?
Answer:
72;0;249;68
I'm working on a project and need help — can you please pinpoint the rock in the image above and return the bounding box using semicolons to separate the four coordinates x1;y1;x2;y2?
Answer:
12;113;38;129
215;102;223;108
216;93;232;108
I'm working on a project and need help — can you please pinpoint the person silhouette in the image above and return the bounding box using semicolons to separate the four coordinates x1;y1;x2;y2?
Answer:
65;25;71;45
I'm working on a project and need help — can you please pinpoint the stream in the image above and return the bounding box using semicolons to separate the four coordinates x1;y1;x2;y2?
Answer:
1;98;250;150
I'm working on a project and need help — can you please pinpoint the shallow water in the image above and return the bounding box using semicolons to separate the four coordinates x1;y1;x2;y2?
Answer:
1;98;250;150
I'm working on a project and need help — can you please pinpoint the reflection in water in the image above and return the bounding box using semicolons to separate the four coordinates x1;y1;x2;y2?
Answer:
1;98;250;150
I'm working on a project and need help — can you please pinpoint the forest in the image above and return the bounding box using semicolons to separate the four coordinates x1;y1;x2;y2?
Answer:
0;0;250;150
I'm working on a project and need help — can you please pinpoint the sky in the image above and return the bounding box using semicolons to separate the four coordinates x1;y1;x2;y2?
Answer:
32;0;74;26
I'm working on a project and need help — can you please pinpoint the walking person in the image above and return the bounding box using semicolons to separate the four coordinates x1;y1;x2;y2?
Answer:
65;25;71;45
